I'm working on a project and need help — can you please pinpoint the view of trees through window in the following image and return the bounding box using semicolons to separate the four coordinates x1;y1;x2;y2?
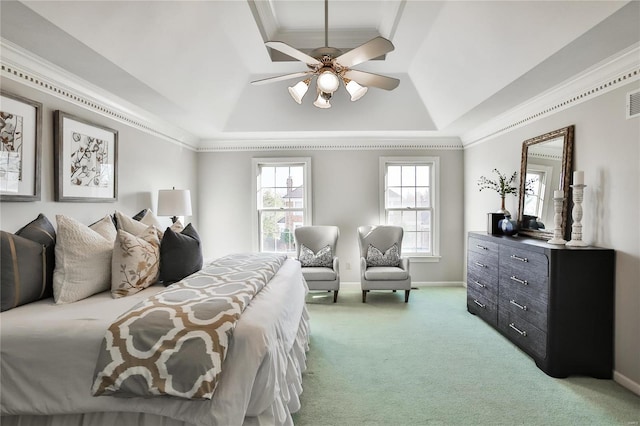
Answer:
257;165;304;253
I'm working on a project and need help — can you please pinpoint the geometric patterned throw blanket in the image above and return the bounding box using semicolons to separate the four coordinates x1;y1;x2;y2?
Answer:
91;253;286;400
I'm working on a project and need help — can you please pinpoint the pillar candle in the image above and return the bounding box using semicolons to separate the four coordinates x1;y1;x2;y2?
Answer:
573;170;584;185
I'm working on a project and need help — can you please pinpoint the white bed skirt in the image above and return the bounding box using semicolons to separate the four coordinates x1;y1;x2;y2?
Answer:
3;306;310;426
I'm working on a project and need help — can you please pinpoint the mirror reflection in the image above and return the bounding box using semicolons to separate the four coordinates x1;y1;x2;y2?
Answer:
518;125;574;240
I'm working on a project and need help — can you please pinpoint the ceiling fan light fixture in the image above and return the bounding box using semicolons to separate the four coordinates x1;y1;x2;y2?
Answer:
313;92;332;109
288;78;311;104
316;69;340;94
344;78;368;101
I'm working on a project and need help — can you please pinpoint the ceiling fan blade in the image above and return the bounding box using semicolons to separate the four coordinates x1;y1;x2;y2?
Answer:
344;69;399;91
335;36;395;68
265;41;322;66
251;71;314;85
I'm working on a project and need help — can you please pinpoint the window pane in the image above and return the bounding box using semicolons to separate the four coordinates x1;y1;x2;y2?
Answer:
402;187;415;208
261;189;277;208
416;166;429;186
387;187;402;208
275;167;290;187
418;210;431;231
402;210;417;231
403;231;416;253
402;166;415;186
289;166;304;188
416;187;430;208
260;166;275;187
388;210;402;226
388;166;401;187
416;231;431;253
260;210;284;252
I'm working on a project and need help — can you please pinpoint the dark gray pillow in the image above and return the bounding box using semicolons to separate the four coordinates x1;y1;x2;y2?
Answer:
1;231;46;311
159;223;203;285
15;214;56;298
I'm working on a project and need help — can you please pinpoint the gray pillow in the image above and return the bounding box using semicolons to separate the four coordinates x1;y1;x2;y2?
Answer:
299;244;333;267
15;214;56;298
159;223;203;285
366;243;400;267
1;231;46;311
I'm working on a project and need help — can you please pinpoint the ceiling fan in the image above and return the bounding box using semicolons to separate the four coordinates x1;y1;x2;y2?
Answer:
251;0;400;109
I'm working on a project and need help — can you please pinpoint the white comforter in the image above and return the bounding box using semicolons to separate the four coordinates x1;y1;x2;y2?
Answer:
0;258;308;426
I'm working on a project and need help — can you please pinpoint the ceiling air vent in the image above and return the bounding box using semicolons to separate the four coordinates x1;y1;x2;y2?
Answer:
627;90;640;119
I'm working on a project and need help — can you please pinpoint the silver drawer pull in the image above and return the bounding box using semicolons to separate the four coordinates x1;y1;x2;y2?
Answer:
509;323;527;337
473;299;486;309
473;280;486;289
510;254;528;262
474;261;487;268
510;276;528;286
509;299;528;311
476;244;488;250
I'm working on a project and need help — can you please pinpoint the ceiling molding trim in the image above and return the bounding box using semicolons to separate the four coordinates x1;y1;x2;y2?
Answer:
0;39;199;151
462;45;640;148
197;137;463;152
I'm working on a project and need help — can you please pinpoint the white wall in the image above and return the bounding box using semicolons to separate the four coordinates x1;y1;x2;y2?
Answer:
464;82;640;393
197;147;465;284
0;78;198;233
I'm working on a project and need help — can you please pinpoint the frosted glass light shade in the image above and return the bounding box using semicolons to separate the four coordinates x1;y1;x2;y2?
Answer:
345;80;368;101
158;189;192;220
288;80;310;104
316;70;340;93
313;93;331;109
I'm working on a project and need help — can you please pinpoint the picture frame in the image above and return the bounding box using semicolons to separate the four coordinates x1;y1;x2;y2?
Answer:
54;110;118;202
0;90;42;201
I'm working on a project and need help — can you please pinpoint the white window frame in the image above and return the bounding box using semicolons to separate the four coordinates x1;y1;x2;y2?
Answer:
379;156;440;262
251;157;312;253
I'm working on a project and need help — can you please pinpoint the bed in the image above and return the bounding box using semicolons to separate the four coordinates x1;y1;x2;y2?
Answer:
0;255;309;426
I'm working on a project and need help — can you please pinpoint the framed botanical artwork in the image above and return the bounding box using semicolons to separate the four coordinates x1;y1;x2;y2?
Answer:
0;91;42;201
54;110;118;202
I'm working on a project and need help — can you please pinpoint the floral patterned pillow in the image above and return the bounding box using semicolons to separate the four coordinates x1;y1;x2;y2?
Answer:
299;244;333;268
111;226;160;298
366;243;400;267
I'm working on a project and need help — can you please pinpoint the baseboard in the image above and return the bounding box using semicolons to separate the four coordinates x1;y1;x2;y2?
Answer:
340;281;464;290
614;370;640;396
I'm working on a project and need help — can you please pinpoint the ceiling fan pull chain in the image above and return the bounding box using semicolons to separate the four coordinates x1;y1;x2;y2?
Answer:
324;0;329;48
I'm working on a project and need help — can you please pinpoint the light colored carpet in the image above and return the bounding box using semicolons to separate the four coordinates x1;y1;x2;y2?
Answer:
291;287;640;426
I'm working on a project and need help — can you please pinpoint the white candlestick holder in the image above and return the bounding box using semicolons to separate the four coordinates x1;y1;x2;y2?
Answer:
566;184;588;247
547;194;567;245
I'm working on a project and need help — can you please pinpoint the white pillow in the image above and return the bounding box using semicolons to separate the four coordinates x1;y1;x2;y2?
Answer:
111;226;160;298
115;210;183;240
53;215;114;304
90;215;117;241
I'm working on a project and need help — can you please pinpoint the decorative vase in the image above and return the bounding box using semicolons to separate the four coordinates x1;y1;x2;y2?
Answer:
496;196;510;216
499;214;518;236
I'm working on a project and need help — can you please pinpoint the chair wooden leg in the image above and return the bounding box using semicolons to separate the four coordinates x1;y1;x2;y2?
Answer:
405;290;410;303
333;290;338;303
362;290;367;303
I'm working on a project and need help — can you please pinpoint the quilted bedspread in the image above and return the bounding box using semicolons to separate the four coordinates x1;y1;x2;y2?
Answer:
91;253;286;400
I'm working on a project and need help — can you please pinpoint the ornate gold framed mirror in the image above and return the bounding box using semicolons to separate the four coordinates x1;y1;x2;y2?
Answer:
517;125;574;240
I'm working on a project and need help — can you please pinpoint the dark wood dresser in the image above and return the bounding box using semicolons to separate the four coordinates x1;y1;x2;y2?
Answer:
466;232;615;378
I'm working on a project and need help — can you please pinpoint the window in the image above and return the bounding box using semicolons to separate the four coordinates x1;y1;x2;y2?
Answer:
252;158;312;254
380;157;440;259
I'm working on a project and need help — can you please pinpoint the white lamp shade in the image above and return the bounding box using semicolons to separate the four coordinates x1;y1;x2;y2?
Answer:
345;80;368;101
316;70;340;93
157;189;192;217
288;80;310;104
313;93;331;109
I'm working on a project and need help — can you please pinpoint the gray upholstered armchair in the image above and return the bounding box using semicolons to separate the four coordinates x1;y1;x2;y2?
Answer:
358;225;411;303
294;226;340;303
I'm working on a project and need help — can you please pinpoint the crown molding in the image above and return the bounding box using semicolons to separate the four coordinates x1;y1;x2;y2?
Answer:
462;44;640;148
0;38;199;150
198;136;463;152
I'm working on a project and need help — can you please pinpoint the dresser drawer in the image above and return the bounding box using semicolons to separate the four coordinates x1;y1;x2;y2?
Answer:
469;237;500;256
499;284;548;331
499;246;549;298
467;288;497;327
467;250;498;281
498;310;547;360
467;269;497;302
